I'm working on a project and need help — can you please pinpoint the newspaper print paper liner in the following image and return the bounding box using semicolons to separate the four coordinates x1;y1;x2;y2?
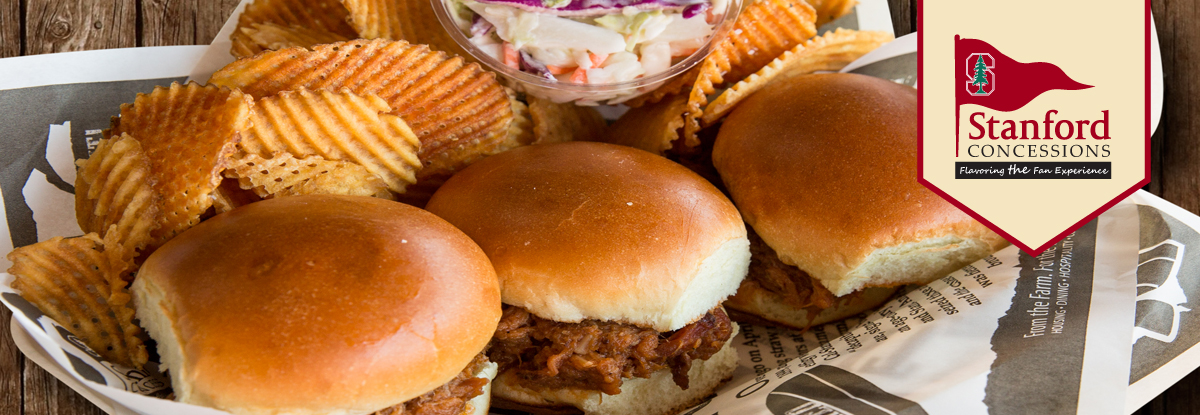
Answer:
0;4;1169;415
0;195;1153;415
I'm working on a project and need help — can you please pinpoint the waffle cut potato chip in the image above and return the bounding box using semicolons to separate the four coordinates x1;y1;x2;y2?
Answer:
676;0;818;146
507;91;535;147
106;82;252;250
74;134;160;262
622;68;699;109
209;39;515;181
529;96;607;144
231;0;359;58
603;94;688;154
807;0;857;27
211;178;263;214
8;234;147;369
228;153;394;199
713;0;818;84
238;22;353;56
241;88;422;193
340;0;471;59
703;29;893;125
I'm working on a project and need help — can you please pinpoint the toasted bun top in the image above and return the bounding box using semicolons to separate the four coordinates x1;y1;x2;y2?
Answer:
426;142;750;332
132;195;501;415
713;74;1002;295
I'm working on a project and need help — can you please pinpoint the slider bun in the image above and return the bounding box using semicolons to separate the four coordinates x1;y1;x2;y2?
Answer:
426;142;750;332
713;73;1006;296
132;195;501;415
726;285;900;330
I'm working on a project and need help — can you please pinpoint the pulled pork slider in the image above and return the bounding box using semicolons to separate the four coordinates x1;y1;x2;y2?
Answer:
131;195;502;415
711;73;1008;329
425;142;749;415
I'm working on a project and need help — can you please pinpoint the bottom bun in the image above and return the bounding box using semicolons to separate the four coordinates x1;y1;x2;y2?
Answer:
466;360;500;415
492;324;741;415
726;283;898;330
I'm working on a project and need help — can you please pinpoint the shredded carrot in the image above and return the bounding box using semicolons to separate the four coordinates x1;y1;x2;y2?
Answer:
706;8;717;24
589;53;609;68
570;67;588;83
546;64;577;75
673;47;699;57
503;43;520;68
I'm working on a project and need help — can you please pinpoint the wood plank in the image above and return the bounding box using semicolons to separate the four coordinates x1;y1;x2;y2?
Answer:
0;0;19;57
1160;369;1200;415
24;0;135;55
198;0;242;46
23;360;105;415
1155;0;1200;213
0;309;21;415
141;0;240;47
887;0;915;35
1136;395;1165;415
1147;0;1168;197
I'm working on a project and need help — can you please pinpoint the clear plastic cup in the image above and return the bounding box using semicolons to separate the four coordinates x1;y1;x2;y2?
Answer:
432;0;742;106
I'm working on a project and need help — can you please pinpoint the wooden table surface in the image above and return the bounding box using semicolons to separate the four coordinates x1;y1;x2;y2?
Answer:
0;0;1193;414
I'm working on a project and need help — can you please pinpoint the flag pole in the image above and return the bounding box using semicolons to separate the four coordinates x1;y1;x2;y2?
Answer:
955;35;960;158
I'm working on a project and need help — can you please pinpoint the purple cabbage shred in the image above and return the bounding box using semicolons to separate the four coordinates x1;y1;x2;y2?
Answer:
470;15;495;37
519;51;558;82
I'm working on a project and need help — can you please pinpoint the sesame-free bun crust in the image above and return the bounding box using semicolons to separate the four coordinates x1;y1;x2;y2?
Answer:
132;195;501;415
713;74;1006;296
426;142;750;332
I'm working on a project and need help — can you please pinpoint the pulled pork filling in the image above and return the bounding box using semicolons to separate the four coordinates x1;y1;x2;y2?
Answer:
374;354;490;415
489;306;733;395
746;228;837;310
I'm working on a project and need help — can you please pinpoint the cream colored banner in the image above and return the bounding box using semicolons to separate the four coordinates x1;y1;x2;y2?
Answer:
922;0;1147;252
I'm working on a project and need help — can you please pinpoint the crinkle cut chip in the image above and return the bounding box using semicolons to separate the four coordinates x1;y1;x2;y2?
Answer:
74;134;161;263
8;234;147;369
235;22;353;58
242;88;422;193
703;29;894;125
713;0;819;85
209;39;514;180
340;0;471;59
676;0;819;147
507;90;535;147
231;0;359;58
807;0;858;27
622;68;699;108
228;152;395;200
601;94;688;155
106;82;251;250
529;96;607;144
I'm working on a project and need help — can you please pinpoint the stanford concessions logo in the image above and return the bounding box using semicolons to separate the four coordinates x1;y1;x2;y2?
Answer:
953;36;1094;160
919;0;1149;255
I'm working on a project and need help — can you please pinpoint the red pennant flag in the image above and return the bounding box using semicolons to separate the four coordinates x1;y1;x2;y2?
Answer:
955;35;1092;156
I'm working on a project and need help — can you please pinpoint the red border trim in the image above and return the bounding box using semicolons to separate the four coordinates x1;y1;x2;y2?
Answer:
916;0;1153;256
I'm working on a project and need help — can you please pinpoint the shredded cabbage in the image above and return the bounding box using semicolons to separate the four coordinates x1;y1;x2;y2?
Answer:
587;51;644;83
639;42;671;76
595;10;672;51
468;2;626;53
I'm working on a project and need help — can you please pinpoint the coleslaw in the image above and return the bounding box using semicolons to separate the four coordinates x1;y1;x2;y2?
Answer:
444;0;728;87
